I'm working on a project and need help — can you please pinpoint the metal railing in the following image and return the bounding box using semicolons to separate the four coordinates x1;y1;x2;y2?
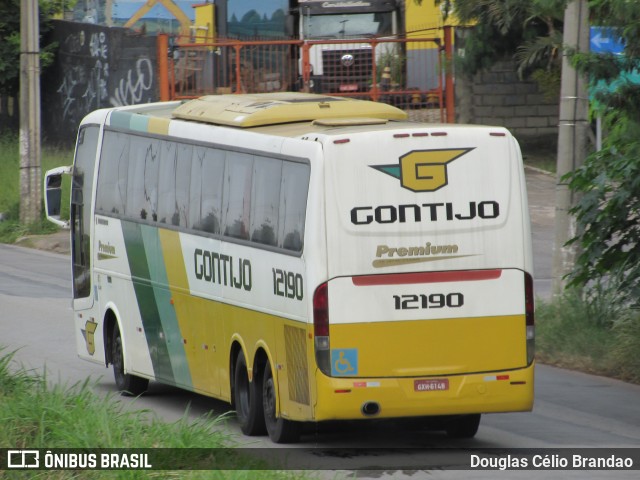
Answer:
159;34;449;121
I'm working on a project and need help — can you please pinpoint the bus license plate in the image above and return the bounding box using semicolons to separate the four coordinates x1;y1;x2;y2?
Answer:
414;378;449;392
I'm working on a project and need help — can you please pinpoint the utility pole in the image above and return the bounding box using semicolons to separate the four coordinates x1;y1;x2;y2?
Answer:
19;0;42;225
552;0;590;295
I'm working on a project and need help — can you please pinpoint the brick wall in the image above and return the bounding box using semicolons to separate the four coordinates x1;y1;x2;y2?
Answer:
455;60;559;147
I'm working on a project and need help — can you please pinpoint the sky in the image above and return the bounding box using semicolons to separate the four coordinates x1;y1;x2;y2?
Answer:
110;0;289;22
111;0;197;21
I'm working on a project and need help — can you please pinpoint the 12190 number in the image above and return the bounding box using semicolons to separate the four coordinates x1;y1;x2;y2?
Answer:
272;268;303;301
393;293;464;310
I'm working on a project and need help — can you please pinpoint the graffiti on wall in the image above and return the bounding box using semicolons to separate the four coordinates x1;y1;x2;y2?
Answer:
56;30;107;122
111;58;154;106
43;20;158;144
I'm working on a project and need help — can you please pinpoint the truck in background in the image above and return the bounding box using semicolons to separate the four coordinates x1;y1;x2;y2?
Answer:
295;0;405;94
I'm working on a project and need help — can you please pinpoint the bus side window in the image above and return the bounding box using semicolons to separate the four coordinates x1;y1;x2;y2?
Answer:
157;141;177;225
222;152;253;240
126;136;159;221
192;147;224;234
279;162;310;252
96;131;129;215
189;147;205;230
175;143;192;227
157;142;192;227
250;157;282;247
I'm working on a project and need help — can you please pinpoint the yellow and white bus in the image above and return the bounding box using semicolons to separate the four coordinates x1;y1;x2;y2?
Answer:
45;93;534;443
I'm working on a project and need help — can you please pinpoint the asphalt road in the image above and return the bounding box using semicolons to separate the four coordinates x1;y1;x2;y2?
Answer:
1;169;638;478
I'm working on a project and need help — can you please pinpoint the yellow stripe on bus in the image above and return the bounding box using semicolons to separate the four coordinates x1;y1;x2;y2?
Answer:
147;116;170;135
158;229;212;393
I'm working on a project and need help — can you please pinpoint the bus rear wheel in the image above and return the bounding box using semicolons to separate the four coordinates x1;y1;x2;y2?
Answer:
262;361;300;443
111;325;148;396
233;350;266;436
445;414;481;439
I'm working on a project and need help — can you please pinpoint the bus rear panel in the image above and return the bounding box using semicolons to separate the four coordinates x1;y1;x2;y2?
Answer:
312;124;534;421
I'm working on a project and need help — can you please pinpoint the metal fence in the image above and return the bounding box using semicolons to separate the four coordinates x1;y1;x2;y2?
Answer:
161;35;447;122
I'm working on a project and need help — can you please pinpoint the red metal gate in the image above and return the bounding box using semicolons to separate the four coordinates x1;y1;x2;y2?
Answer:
158;33;451;122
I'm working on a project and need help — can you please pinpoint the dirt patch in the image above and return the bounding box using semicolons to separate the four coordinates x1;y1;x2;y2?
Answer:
15;229;70;255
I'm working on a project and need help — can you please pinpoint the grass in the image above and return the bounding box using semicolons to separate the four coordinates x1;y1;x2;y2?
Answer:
521;141;557;174
0;348;315;479
0;134;72;243
536;288;640;384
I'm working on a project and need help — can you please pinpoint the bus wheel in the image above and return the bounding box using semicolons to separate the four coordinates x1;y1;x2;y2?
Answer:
112;325;148;396
233;350;266;436
262;361;300;443
445;414;481;439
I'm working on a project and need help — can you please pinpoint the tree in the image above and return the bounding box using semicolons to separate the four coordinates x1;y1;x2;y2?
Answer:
566;1;640;302
415;0;565;79
0;0;60;97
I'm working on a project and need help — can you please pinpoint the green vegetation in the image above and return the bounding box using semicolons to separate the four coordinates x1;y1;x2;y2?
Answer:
536;288;640;384
0;0;61;97
521;142;557;174
564;2;640;305
0;348;313;478
418;0;564;79
0;135;71;243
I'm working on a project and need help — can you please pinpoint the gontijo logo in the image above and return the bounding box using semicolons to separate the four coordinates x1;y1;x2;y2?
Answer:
370;148;474;192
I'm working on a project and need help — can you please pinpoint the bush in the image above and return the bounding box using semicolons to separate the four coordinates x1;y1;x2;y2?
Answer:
536;286;640;383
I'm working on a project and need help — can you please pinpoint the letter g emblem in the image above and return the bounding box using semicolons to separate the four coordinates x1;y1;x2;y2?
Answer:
399;149;473;192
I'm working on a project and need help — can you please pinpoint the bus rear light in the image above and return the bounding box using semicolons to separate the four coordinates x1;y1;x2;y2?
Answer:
524;272;535;365
313;282;331;375
313;282;329;338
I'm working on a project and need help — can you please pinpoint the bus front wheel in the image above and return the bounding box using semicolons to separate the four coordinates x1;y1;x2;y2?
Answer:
111;326;148;396
262;361;300;443
233;350;266;436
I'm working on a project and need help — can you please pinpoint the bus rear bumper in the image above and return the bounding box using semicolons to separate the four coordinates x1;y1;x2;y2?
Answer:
312;363;534;421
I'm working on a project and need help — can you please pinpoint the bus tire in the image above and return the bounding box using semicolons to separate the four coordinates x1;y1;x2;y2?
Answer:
112;325;148;396
262;361;300;443
445;414;481;439
234;350;266;436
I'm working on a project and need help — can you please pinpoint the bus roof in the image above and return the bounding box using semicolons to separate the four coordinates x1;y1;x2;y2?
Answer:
171;92;407;127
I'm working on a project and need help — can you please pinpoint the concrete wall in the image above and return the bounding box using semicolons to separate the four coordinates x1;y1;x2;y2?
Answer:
455;59;559;147
41;20;159;145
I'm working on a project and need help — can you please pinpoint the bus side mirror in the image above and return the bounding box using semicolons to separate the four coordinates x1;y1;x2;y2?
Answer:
44;166;72;228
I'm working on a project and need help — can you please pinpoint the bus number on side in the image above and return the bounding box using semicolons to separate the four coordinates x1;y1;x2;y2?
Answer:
272;268;304;301
393;293;464;310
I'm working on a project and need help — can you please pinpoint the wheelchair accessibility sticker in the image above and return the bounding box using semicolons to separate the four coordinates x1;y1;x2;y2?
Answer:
331;349;358;376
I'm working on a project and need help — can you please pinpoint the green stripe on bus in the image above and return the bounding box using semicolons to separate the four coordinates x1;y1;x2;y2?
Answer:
121;221;175;384
130;114;150;133
140;225;193;389
110;111;150;133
